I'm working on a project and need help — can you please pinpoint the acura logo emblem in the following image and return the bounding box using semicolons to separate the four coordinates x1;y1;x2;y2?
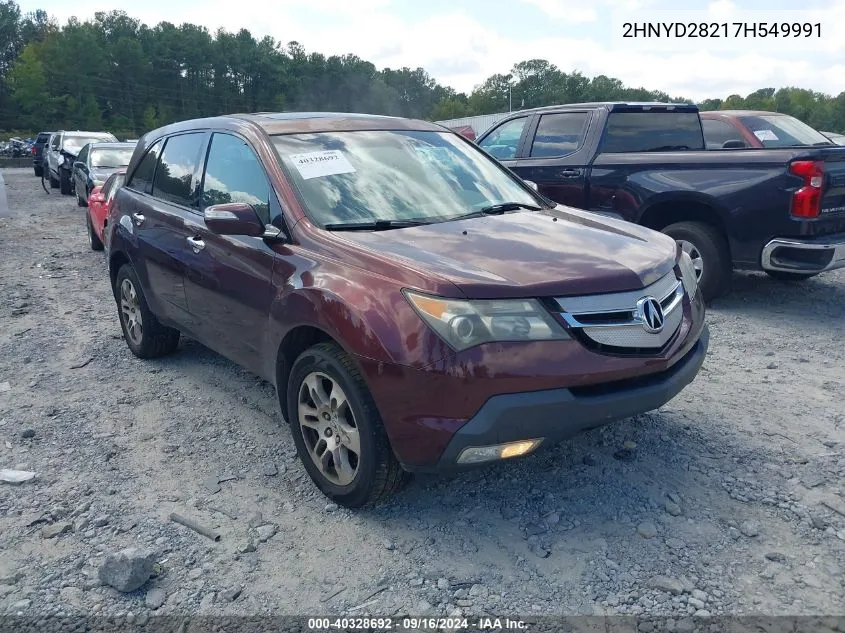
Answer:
636;296;664;333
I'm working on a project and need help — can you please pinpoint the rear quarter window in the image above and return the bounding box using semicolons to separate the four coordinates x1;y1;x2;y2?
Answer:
600;112;705;153
126;140;163;195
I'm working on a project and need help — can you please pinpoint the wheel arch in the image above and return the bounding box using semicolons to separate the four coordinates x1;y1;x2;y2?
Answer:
637;195;733;262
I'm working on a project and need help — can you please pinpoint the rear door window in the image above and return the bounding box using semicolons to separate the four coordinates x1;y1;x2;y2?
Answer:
529;112;590;158
702;119;744;148
479;117;529;159
152;133;206;208
600;112;705;153
126;139;163;195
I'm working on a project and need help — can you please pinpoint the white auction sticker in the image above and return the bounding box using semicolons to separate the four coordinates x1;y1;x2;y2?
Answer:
289;150;356;180
753;129;779;142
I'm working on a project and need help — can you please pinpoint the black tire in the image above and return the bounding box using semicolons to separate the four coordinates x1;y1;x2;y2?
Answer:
286;342;409;508
34;165;43;177
76;189;87;207
662;221;732;302
87;211;103;251
59;170;72;195
49;171;59;188
114;264;180;358
765;270;819;282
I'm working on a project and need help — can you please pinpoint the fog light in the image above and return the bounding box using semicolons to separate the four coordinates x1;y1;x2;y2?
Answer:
457;438;543;464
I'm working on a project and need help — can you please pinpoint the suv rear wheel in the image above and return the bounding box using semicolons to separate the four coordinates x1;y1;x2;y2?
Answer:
662;221;732;302
114;264;180;358
286;342;408;507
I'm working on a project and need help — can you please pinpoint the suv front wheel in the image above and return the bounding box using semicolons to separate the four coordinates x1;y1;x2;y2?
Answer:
286;342;408;508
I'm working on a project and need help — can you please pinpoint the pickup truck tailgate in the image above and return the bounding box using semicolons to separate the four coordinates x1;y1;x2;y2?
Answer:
819;148;845;219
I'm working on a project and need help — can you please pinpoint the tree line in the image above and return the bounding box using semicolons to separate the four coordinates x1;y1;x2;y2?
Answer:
1;0;843;137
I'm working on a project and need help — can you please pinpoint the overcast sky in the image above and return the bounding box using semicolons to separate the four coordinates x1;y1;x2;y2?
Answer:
17;0;845;101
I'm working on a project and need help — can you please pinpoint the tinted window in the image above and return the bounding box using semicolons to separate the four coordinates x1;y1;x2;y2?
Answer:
529;113;589;158
600;112;705;153
77;144;90;164
702;119;744;148
478;117;528;159
127;140;162;194
37;133;51;143
153;133;206;207
738;114;832;148
201;133;271;225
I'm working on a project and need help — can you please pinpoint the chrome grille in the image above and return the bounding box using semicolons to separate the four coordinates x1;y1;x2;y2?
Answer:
555;272;684;351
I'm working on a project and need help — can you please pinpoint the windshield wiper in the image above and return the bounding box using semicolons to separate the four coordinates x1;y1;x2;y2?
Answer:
324;219;430;231
448;201;543;222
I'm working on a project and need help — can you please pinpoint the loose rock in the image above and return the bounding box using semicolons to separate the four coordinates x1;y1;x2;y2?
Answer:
637;521;658;539
41;522;71;539
98;548;156;592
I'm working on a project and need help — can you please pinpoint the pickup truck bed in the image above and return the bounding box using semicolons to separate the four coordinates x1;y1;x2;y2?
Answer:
476;102;845;300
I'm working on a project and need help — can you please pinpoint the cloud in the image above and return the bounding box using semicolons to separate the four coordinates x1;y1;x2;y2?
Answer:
518;0;597;22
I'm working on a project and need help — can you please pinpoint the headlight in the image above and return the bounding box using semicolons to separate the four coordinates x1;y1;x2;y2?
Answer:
678;251;699;300
404;291;569;351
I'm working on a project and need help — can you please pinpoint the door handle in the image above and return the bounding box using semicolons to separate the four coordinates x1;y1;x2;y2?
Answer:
559;169;582;178
131;213;145;226
186;236;206;252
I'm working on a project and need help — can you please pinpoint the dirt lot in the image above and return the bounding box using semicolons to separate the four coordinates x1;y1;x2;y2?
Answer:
1;166;844;623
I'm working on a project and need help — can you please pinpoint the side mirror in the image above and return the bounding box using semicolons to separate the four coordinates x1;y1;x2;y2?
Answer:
722;140;747;149
524;180;539;191
204;202;266;237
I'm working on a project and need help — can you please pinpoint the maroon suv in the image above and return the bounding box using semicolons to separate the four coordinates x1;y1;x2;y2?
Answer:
105;112;709;507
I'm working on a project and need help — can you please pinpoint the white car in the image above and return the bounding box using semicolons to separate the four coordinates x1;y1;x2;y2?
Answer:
45;130;118;195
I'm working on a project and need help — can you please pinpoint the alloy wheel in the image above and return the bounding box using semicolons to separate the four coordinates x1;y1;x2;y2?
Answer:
119;279;143;345
297;371;361;486
679;240;704;280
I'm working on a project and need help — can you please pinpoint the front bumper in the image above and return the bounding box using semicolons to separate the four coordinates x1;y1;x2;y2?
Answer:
430;324;709;471
761;233;845;274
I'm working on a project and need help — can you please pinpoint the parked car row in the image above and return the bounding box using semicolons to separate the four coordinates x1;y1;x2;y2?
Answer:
50;106;842;508
33;130;136;200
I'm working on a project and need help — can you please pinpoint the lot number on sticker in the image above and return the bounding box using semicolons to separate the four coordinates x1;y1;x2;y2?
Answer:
289;150;356;179
753;129;779;142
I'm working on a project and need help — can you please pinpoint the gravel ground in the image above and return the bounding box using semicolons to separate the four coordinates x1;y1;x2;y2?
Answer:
1;167;844;625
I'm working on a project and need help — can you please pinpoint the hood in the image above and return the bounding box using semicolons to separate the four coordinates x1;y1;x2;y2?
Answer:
335;207;678;299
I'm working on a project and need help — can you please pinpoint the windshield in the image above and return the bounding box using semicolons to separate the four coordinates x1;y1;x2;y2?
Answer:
272;130;541;228
64;136;115;154
91;147;134;168
738;114;832;147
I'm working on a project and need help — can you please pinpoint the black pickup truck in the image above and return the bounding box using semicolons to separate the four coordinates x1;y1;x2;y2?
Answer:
475;102;845;300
